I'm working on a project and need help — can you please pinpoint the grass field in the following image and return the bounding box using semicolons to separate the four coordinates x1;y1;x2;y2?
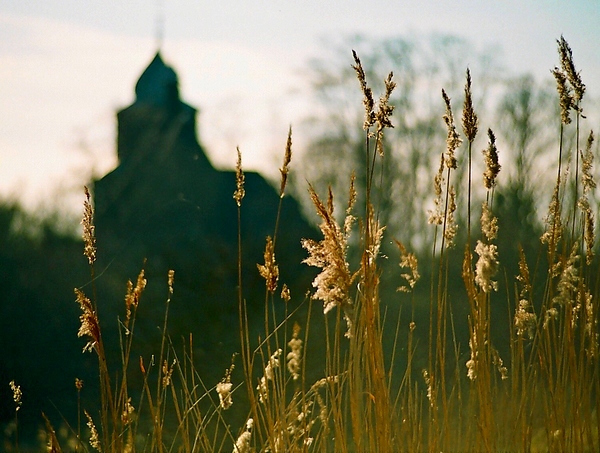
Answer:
5;36;599;452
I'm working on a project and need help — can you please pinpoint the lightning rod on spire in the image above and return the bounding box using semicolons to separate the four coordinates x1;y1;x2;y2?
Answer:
155;0;165;50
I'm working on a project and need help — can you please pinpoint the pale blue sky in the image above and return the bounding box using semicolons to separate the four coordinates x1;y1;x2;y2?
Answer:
0;0;598;212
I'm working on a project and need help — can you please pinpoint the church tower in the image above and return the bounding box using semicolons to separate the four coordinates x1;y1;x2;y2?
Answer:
94;51;215;234
91;50;316;376
115;52;211;168
93;51;315;310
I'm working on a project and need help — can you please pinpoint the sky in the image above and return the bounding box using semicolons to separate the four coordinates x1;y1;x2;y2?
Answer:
0;0;599;214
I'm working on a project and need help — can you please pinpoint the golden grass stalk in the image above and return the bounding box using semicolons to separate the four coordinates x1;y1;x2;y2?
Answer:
257;236;279;294
462;68;479;242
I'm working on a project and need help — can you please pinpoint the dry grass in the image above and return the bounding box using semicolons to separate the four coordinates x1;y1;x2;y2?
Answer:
5;36;599;452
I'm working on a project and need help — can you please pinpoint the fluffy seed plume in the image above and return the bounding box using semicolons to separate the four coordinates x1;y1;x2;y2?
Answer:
75;288;100;353
584;291;598;357
481;201;498;241
444;186;458;248
492;348;508;380
466;333;478;381
581;131;596;194
302;183;357;338
483;129;501;189
287;322;303;380
124;269;146;331
233;418;253;453
552;68;573;125
257;236;279;293
474;240;499;293
375;71;396;156
514;299;537;339
543;307;559;329
541;184;563;248
43;412;61;453
9;380;22;412
422;370;435;407
553;243;579;307
162;359;176;388
121;398;135;426
395;240;420;292
352;50;375;130
257;349;282;403
85;410;102;452
279;126;293;197
557;36;585;103
280;283;291;302
516;245;532;298
578;196;595;265
428;154;445;225
82;186;97;265
442;89;461;169
167;269;175;295
233;147;245;207
462;68;479;142
217;362;235;410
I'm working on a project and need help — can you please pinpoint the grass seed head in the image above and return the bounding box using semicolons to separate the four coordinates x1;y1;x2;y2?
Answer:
541;184;563;248
280;283;291;302
466;333;478;381
578;197;595;264
302;183;356;337
233;147;245;207
462;68;479;142
233;418;253;453
474;240;499;293
84;410;102;452
395;240;420;292
287;322;303;380
442;89;461;169
257;236;279;293
9;380;22;412
483;128;501;189
124;269;146;329
581;131;596;194
162;359;176;388
481;201;498;241
552;68;573;125
167;269;175;295
75;288;100;353
444;186;458;248
257;349;282;403
552;243;580;307
217;358;236;410
352;50;375;130
121;398;135;426
279;126;293;197
517;245;532;298
82;186;97;265
428;154;445;226
375;71;396;156
558;35;585;103
515;299;537;339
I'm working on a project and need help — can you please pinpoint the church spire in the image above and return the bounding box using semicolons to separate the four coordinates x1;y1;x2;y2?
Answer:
155;0;165;50
134;52;179;107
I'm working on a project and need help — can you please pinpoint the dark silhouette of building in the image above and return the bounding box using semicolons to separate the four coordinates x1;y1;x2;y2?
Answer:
0;50;317;447
93;51;315;358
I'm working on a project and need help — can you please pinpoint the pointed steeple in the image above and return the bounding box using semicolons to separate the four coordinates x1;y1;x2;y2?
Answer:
134;52;179;108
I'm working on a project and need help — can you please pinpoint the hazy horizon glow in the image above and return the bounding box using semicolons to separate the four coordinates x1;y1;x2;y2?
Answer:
1;1;598;213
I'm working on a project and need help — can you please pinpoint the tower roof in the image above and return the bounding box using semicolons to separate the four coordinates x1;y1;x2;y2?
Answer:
134;51;179;106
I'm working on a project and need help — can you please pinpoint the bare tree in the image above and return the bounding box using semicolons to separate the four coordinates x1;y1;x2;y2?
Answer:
295;34;503;253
